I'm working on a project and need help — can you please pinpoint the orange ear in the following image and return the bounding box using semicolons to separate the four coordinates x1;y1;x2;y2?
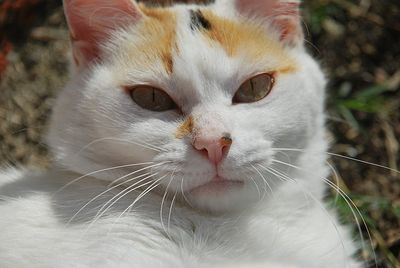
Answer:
64;0;142;67
235;0;303;46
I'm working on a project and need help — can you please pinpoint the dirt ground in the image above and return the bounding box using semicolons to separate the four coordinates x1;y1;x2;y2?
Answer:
0;0;399;267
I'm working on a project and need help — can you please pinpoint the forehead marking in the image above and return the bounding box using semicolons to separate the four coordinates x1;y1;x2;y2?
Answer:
199;10;297;73
136;5;177;74
190;10;211;31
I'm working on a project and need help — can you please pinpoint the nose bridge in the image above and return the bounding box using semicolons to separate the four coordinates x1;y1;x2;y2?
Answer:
193;111;228;139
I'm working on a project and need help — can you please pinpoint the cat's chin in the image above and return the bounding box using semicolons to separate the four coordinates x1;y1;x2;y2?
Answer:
189;177;244;196
186;177;258;213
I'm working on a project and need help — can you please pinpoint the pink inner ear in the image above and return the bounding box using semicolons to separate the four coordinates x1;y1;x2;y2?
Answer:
236;0;302;46
64;0;142;66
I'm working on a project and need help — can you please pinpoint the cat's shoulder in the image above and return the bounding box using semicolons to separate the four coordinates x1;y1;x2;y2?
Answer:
0;167;74;197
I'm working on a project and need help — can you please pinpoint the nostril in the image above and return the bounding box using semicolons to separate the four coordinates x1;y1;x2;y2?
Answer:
221;144;230;157
198;148;209;159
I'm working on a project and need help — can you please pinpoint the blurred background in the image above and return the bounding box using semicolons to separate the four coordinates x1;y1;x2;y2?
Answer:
0;0;399;267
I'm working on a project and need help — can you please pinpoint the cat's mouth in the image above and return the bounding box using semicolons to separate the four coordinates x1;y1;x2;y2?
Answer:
189;177;244;195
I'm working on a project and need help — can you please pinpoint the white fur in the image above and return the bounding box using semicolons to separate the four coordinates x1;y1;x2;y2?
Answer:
0;0;362;267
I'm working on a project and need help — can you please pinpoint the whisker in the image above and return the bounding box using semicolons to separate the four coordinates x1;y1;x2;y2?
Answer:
66;171;153;225
251;164;273;195
180;176;192;207
246;167;268;201
325;161;342;205
53;162;154;195
75;137;164;157
324;178;377;265
167;189;178;234
248;176;262;200
271;148;400;174
85;178;158;233
100;175;168;238
107;162;169;187
270;159;378;268
260;164;349;268
112;175;168;225
160;169;177;237
258;162;309;204
91;173;159;224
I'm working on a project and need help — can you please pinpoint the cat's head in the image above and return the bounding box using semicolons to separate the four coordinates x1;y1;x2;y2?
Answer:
48;0;326;212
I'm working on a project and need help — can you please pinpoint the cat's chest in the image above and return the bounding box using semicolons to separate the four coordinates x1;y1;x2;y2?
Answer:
0;191;269;266
0;173;355;268
0;170;325;267
83;210;271;265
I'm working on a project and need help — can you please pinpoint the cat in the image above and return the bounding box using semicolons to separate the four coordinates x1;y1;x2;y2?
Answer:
0;0;363;267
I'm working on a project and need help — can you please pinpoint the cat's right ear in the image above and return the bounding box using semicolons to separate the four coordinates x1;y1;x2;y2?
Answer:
219;0;303;47
63;0;142;67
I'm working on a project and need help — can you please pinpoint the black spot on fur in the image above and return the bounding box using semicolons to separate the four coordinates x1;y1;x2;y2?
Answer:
190;10;211;31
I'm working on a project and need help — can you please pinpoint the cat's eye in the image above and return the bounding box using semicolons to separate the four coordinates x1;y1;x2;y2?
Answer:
233;73;275;103
128;86;177;112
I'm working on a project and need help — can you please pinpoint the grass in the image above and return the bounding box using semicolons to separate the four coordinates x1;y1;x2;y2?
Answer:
329;70;399;267
334;83;398;131
305;1;400;267
331;189;400;267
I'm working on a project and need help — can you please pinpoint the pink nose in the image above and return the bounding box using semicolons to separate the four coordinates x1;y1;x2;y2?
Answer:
193;134;232;165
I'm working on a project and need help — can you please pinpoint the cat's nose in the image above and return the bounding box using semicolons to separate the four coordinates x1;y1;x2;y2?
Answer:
193;133;232;165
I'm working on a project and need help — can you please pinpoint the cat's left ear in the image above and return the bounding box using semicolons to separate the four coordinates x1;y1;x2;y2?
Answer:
64;0;142;67
226;0;303;47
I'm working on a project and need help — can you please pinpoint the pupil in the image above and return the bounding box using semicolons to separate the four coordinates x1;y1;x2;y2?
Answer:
250;79;255;96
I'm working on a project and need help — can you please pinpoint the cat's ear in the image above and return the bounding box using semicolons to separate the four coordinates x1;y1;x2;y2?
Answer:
63;0;142;67
228;0;303;47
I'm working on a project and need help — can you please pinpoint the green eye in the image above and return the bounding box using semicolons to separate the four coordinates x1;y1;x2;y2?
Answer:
233;73;275;103
129;86;177;112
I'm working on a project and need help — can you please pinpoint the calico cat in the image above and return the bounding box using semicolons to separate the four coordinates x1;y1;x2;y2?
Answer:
0;0;363;267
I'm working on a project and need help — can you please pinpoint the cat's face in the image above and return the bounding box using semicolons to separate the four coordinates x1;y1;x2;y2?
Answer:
49;0;326;212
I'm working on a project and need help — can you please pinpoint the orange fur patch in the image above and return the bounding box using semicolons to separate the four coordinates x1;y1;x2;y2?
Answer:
175;116;194;139
131;5;177;74
200;10;297;73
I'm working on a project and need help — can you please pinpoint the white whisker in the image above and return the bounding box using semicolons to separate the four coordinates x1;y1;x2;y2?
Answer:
180;176;192;207
102;175;168;237
270;159;378;268
261;164;348;268
325;161;341;204
75;137;164;156
160;168;177;237
54;162;154;195
67;171;154;225
248;176;262;200
107;162;169;187
113;175;168;224
167;189;178;234
251;164;273;195
91;173;159;225
272;148;400;174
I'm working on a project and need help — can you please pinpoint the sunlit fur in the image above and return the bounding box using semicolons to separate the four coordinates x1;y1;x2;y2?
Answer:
0;0;363;267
